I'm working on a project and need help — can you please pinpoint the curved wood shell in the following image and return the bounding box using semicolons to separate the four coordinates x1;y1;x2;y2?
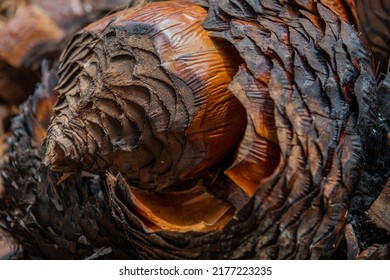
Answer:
44;1;248;190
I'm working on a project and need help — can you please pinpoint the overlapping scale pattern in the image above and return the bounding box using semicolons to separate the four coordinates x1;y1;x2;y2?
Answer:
3;0;387;260
103;0;381;259
44;2;246;190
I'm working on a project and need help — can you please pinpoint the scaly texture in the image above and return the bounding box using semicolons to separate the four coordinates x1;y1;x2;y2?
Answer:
102;0;382;259
44;1;247;190
0;65;138;259
1;0;388;260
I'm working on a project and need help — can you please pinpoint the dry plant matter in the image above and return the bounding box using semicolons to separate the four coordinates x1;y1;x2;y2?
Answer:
0;0;389;259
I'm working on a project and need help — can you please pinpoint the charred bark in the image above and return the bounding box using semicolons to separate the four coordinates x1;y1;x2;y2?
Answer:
0;0;389;259
0;65;138;259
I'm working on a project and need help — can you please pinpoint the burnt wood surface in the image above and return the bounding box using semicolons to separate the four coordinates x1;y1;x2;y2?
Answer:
0;0;389;259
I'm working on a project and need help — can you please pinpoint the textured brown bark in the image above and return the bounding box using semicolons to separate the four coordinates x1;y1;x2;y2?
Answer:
0;0;389;260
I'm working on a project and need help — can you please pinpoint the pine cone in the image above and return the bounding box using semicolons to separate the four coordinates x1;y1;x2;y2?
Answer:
1;0;389;259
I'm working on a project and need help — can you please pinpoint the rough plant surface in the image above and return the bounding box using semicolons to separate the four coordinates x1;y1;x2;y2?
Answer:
0;0;389;259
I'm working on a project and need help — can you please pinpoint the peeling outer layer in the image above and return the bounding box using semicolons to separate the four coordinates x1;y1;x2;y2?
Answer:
101;0;382;259
106;172;236;233
44;1;247;190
